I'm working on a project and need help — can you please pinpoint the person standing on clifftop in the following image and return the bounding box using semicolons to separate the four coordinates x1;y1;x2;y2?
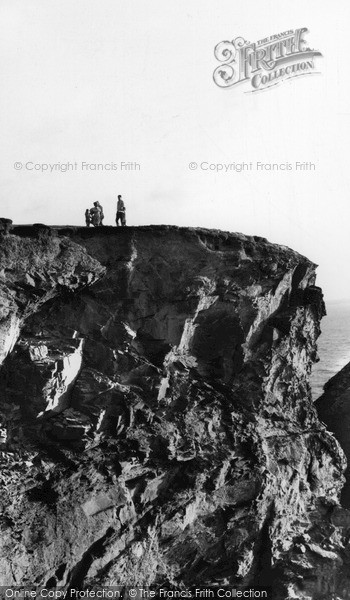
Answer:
85;209;91;227
95;201;104;225
90;202;103;226
116;195;126;226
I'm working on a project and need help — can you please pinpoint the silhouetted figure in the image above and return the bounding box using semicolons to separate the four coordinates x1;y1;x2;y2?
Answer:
90;202;103;226
116;195;126;226
85;209;91;227
95;201;104;225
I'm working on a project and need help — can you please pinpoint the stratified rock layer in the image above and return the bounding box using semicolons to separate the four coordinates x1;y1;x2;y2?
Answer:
0;225;349;598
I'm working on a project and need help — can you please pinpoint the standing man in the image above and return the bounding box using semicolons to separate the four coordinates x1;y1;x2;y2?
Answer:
116;195;126;226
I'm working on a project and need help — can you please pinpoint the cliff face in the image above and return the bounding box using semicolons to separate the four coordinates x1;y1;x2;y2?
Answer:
0;225;348;598
317;365;350;508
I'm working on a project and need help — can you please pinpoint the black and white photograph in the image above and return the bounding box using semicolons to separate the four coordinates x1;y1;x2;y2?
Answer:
0;2;350;599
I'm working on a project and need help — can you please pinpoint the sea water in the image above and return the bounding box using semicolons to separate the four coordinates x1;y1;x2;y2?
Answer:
311;299;350;400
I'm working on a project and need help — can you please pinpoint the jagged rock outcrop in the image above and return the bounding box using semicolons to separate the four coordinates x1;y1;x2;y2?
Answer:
0;225;349;598
317;364;350;508
0;218;13;235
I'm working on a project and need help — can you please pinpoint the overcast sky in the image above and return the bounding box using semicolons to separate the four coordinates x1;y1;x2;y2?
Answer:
1;0;349;301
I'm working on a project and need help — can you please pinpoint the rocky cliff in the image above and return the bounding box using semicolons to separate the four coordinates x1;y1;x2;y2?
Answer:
0;225;349;599
317;364;350;508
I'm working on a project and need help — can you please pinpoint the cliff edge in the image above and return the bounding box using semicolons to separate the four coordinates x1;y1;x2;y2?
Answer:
0;225;349;598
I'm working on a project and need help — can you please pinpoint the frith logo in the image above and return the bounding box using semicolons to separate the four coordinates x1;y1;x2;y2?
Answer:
213;28;322;92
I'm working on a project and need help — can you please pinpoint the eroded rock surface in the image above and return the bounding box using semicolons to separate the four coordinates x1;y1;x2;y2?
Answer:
0;225;349;598
317;364;350;508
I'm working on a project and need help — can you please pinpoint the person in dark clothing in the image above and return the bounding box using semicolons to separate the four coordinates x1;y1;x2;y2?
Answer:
85;209;91;227
116;195;126;226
